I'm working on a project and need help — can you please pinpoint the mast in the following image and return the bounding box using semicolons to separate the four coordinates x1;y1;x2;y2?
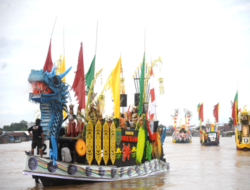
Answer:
93;21;98;91
51;16;57;40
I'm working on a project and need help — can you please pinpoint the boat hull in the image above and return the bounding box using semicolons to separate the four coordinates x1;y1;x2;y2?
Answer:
172;139;191;143
201;140;219;146
236;143;250;150
23;155;169;187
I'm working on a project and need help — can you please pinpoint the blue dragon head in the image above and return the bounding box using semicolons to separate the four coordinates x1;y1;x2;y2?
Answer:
28;66;72;139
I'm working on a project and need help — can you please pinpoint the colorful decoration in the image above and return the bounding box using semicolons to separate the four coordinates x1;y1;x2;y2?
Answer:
121;136;137;142
86;120;94;165
122;143;131;162
115;147;122;160
110;122;116;165
172;110;178;130
145;140;152;161
136;124;146;164
28;64;72;165
103;121;109;165
156;132;162;159
24;155;169;180
116;128;122;146
95;120;102;165
131;146;136;158
85;69;103;121
75;139;86;156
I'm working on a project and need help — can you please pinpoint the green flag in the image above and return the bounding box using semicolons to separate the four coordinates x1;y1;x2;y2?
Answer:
138;53;145;114
197;103;200;120
85;55;95;90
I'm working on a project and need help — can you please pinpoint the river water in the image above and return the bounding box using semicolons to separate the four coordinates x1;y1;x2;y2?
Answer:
0;137;249;190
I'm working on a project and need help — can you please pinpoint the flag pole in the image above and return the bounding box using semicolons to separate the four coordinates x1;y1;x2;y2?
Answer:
63;25;65;57
51;16;57;39
92;21;98;92
95;20;98;74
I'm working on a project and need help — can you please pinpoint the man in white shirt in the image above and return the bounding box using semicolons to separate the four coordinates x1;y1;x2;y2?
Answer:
61;143;72;163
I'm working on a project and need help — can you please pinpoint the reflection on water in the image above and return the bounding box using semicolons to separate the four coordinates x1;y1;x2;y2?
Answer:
0;137;250;190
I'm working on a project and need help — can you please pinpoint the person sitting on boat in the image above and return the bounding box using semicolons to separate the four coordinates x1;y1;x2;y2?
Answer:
61;143;72;163
89;102;98;125
130;106;139;122
129;106;139;130
27;118;44;157
120;113;127;130
65;105;76;137
76;107;84;138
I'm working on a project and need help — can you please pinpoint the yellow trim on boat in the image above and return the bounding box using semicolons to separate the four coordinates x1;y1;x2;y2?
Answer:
172;139;176;143
236;143;250;149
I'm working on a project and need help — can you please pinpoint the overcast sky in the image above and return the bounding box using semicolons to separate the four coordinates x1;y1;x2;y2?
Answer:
0;0;250;128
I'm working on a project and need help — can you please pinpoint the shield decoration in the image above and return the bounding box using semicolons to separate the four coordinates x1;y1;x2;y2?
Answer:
116;128;122;146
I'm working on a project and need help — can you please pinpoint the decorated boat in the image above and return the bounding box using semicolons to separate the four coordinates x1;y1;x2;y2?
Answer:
172;109;192;143
23;38;169;187
198;103;220;146
235;105;250;150
199;121;220;146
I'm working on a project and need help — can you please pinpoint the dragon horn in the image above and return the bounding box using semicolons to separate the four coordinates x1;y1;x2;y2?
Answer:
58;66;72;79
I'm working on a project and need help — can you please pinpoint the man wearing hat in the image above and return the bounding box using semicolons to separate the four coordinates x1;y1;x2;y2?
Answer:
28;118;44;157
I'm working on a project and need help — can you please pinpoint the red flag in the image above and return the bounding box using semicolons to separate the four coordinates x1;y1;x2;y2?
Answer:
213;103;219;122
231;92;238;126
43;40;53;72
199;103;204;122
72;43;85;110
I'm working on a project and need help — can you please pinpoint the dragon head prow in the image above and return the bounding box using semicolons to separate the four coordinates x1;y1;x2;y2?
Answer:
28;66;72;106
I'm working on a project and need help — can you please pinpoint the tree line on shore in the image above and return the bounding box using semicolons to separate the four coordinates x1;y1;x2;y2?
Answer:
0;120;30;131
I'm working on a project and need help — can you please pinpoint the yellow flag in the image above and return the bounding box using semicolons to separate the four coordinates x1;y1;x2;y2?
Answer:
56;55;67;118
59;56;66;83
108;57;121;118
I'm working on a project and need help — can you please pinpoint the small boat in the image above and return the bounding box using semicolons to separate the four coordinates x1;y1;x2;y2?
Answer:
199;121;220;146
235;106;250;150
172;125;192;143
172;109;192;143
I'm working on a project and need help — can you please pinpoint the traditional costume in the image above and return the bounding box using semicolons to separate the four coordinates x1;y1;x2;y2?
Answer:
66;105;76;137
76;107;84;137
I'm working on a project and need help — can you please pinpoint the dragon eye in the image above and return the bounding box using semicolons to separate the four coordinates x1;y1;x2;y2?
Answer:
52;76;60;86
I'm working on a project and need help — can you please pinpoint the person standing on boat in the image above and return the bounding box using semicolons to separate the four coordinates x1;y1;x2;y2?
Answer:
65;105;76;137
61;143;72;163
76;107;84;138
28;118;44;157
